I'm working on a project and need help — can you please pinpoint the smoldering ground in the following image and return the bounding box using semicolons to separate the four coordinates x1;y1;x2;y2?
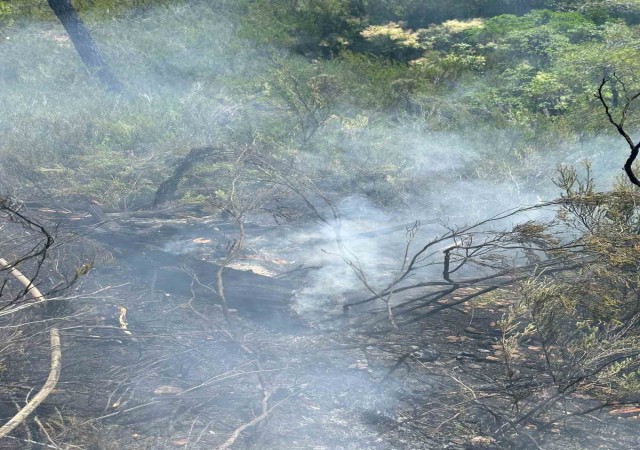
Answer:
277;127;632;325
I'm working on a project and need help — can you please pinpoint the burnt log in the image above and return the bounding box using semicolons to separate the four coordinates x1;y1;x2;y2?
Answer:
28;200;302;331
90;228;300;332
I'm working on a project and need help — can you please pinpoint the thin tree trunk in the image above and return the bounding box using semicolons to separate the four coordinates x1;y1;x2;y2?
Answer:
47;0;123;92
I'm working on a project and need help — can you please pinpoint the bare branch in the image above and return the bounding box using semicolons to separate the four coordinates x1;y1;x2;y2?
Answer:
596;77;640;188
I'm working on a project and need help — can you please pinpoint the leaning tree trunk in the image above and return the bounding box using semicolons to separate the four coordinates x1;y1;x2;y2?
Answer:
47;0;123;92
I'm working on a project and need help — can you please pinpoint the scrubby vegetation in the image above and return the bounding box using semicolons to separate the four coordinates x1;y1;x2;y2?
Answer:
1;0;640;448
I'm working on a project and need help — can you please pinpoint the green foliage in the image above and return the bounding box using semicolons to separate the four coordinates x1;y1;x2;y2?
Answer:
1;0;640;208
0;1;14;33
264;57;343;143
551;0;640;24
470;10;596;67
238;0;365;57
363;0;549;29
500;165;640;409
359;22;423;61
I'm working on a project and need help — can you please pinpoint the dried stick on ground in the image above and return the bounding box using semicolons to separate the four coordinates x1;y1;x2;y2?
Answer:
0;258;45;301
0;259;62;439
216;390;274;450
0;330;61;438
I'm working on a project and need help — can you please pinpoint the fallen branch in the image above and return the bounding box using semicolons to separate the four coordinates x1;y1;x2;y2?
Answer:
0;258;62;440
0;328;61;439
0;258;45;301
216;390;272;450
0;257;61;317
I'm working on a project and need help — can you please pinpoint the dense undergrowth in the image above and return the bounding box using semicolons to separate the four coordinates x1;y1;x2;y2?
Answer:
1;0;640;208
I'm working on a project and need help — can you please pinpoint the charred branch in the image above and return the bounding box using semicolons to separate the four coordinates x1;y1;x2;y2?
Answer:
153;146;230;207
596;76;640;188
0;198;58;311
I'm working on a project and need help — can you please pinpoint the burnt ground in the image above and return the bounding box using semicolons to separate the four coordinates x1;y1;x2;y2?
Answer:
1;209;639;449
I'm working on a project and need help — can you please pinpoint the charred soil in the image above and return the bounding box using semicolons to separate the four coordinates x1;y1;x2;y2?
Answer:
0;206;639;449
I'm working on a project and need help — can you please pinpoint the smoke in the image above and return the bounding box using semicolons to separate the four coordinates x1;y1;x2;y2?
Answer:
275;121;635;327
2;3;637;448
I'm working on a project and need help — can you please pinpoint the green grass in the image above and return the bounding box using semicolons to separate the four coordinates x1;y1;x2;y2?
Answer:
0;2;633;209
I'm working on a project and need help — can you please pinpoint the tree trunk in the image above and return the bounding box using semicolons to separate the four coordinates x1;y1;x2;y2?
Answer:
47;0;123;92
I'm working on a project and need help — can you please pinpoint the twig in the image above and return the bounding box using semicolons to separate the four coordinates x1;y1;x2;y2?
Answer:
0;434;58;449
216;390;296;450
34;416;60;449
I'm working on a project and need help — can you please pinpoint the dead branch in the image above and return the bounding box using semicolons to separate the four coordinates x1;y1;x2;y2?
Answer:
0;258;45;301
0;254;62;440
0;254;72;317
0;327;61;439
216;390;272;450
213;149;255;322
216;388;295;450
342;200;581;322
153;146;231;206
596;76;640;188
